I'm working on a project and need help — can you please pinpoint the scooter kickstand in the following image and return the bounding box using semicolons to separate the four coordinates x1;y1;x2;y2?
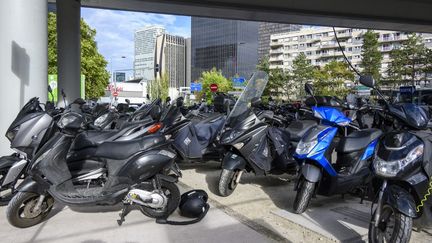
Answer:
117;204;132;226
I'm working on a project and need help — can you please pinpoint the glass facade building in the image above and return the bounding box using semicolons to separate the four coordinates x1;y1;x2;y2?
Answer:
134;26;165;81
258;23;301;61
191;17;259;82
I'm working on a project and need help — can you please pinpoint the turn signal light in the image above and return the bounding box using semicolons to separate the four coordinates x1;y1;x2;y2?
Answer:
148;123;162;134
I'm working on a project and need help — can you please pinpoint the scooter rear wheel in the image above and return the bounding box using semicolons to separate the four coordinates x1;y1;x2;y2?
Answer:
6;192;54;228
140;180;180;219
293;177;315;214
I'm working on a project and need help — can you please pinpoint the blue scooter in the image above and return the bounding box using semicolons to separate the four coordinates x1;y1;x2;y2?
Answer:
293;83;382;214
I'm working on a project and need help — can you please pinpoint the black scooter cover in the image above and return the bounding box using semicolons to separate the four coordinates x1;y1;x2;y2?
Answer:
173;116;224;158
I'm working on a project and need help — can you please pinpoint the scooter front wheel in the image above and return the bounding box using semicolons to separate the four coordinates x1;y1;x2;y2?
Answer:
6;192;54;228
368;205;412;243
293;177;315;214
218;169;240;197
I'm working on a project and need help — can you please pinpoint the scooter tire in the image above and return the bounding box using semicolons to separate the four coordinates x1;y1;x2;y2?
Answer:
140;180;180;219
293;177;315;214
7;192;53;228
368;205;412;243
218;169;239;197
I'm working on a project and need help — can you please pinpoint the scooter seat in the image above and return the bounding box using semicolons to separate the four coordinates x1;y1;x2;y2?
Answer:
94;135;165;160
285;120;317;142
336;128;382;153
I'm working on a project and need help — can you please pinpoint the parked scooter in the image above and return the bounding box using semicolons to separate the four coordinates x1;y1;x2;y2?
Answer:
361;76;432;243
6;106;181;228
0;96;60;205
293;83;382;213
217;72;315;197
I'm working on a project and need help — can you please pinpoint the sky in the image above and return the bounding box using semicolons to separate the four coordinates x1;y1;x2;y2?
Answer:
81;8;191;75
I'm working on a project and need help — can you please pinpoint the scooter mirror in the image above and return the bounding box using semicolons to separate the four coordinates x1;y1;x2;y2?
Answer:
251;97;262;108
359;75;375;88
48;85;52;93
305;83;314;96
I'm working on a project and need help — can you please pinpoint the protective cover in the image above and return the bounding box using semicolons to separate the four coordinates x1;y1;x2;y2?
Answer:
248;133;273;172
173;115;225;158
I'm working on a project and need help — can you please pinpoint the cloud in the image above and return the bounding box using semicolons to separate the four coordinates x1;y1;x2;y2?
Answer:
81;8;191;73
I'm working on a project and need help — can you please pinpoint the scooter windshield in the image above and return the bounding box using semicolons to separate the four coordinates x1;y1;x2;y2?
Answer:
226;71;269;126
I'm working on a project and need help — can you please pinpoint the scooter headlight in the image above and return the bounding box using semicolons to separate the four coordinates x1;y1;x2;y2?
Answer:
373;144;423;177
6;125;20;142
295;140;318;155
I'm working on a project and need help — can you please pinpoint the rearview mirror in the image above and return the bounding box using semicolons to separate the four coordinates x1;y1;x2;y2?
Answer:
305;83;314;96
48;85;52;93
251;97;262;108
359;75;375;88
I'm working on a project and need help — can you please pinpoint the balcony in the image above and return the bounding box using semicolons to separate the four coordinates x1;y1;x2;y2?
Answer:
269;56;284;62
336;32;352;38
270;41;283;48
270;48;283;54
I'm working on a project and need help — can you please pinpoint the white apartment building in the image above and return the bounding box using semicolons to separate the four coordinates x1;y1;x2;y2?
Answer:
269;27;432;75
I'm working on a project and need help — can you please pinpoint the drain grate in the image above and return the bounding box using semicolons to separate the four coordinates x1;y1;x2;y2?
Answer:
330;206;371;223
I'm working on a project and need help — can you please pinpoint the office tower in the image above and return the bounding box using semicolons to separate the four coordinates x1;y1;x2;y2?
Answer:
258;22;301;61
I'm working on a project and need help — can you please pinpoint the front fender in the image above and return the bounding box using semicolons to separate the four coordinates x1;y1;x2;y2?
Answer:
0;154;21;170
16;177;49;194
221;152;246;171
383;185;417;218
301;163;322;183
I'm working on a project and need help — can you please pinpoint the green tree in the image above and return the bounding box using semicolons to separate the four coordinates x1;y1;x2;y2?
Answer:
387;33;429;86
256;56;288;100
313;60;354;97
147;73;169;101
48;12;109;99
198;68;233;103
292;52;314;99
360;30;383;82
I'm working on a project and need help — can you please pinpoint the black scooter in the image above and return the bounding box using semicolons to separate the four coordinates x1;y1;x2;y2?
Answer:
6;107;181;228
217;72;315;197
362;76;432;243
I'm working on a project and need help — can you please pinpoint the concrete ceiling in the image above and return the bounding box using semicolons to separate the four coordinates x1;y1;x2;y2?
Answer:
63;0;432;32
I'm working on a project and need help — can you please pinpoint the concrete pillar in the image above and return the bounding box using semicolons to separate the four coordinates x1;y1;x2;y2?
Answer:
0;0;48;155
57;0;81;105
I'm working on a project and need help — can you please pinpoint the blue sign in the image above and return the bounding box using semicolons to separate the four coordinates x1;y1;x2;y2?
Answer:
190;83;202;92
232;77;246;87
400;86;416;94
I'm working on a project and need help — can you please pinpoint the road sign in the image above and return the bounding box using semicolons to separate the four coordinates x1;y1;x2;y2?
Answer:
232;77;246;87
113;91;119;97
400;86;416;94
210;83;218;92
190;82;202;92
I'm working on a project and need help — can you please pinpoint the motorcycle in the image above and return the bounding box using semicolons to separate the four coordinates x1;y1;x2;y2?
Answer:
292;83;382;213
217;71;315;197
6;106;181;228
362;76;432;243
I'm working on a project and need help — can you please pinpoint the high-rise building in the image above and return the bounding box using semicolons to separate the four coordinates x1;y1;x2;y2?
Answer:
268;27;432;76
156;33;186;90
134;25;165;81
258;23;301;61
191;17;259;82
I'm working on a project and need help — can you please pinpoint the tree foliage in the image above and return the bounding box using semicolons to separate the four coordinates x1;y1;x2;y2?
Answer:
147;73;169;101
292;53;315;99
48;12;109;99
198;68;233;103
360;30;383;82
313;60;354;97
386;33;432;86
